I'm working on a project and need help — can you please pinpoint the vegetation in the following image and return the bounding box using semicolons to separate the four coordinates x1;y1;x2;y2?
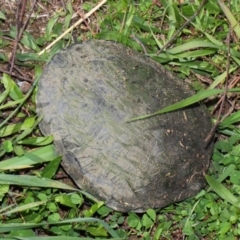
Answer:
0;0;240;239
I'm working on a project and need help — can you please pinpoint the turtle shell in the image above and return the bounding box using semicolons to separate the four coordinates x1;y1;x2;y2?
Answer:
36;40;213;212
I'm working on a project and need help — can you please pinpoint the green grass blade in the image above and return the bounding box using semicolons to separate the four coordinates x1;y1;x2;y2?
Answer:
219;111;240;129
166;40;219;54
123;3;135;35
204;32;223;46
205;175;240;208
179;14;240;59
209;67;238;89
2;200;47;215
41;156;62;178
172;49;217;58
1;73;24;101
0;218;120;238
150;49;216;60
0;89;10;105
0;204;15;214
218;0;240;39
8;237;118;240
14;116;43;143
0;119;35;137
128;89;220;121
0;174;77;190
17;136;53;146
207;164;236;192
0;173;98;202
0;145;57;171
0;66;42;130
149;27;163;49
129;88;240;121
0;98;26;110
161;0;177;41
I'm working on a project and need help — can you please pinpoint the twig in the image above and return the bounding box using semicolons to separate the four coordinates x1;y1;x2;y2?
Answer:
8;0;38;73
131;34;148;54
76;9;95;36
0;69;33;82
211;76;239;115
38;0;107;56
204;30;232;145
8;0;26;73
60;0;67;12
156;0;208;55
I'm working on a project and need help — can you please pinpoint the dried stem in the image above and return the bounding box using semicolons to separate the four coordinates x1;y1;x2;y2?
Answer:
38;0;107;56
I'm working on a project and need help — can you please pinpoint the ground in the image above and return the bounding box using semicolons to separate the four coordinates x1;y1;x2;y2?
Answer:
0;0;240;239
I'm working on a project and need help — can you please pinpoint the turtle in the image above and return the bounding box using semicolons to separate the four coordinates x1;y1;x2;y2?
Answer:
36;40;213;212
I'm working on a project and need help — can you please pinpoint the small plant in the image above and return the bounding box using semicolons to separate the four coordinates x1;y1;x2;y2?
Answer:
0;0;240;239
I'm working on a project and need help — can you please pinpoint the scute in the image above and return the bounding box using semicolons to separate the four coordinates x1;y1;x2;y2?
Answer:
36;40;213;212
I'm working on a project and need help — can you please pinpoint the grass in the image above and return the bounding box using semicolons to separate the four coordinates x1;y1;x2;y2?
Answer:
0;0;240;239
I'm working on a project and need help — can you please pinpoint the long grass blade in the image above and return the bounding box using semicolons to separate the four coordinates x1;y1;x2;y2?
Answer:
0;174;76;190
220;111;240;129
205;175;240;208
0;217;120;238
218;0;240;39
129;88;240;121
0;145;57;171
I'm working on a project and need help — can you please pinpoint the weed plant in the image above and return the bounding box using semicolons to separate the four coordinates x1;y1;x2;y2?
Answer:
0;0;240;239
